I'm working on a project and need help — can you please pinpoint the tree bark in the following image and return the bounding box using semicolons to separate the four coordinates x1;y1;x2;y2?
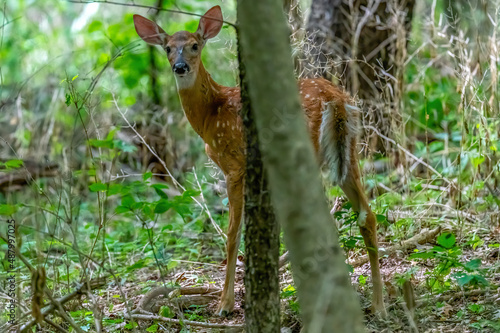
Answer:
306;0;415;100
148;0;164;105
238;0;365;331
237;6;281;332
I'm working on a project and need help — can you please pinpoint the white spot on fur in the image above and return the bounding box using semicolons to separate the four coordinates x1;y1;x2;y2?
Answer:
222;123;225;128
212;139;217;147
357;209;367;227
305;94;310;99
217;121;220;128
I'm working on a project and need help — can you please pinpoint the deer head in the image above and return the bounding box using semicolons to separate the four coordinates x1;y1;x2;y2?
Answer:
133;6;223;89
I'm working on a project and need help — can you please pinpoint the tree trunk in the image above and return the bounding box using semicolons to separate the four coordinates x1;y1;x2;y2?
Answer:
148;0;164;105
237;0;365;331
237;6;281;332
306;0;415;100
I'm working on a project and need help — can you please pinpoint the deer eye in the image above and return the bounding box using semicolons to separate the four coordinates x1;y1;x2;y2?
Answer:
166;46;171;53
192;43;198;51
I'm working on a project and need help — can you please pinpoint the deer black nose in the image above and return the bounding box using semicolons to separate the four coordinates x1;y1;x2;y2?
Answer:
173;63;190;75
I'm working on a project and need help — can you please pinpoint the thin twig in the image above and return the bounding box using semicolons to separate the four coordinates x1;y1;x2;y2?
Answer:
116;105;225;242
193;167;227;241
365;125;455;188
43;317;70;333
65;0;237;28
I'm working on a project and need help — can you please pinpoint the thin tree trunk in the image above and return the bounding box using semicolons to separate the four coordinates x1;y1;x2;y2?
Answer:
148;0;164;105
238;0;365;331
237;4;281;332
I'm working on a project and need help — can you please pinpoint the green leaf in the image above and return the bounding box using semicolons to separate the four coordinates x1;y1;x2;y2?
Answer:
182;189;201;198
107;184;123;196
154;187;169;199
437;233;456;249
146;324;158;332
222;197;229;206
125;95;136;106
65;93;72;106
174;204;191;217
464;258;481;271
89;139;114;149
455;273;474;287
114;140;137;153
124;322;138;329
152;183;169;189
89;183;107;192
115;206;130;214
126;259;149;272
143;172;153;181
0;204;16;215
376;214;389;226
154;200;172;214
88;20;103;33
152;183;169;198
358;274;367;286
121;195;135;208
472;275;489;287
160;306;175;318
468;303;484;313
5;159;23;169
471;155;485;168
142;205;154;219
131;201;145;210
72;75;79;81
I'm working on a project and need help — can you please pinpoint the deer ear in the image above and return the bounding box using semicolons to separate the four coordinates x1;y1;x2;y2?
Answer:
196;6;223;40
133;14;169;45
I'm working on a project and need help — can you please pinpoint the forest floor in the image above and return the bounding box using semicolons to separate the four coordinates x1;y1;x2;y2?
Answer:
103;221;500;333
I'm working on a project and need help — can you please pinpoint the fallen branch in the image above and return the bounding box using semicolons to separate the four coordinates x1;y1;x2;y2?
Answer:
417;286;499;306
125;313;244;329
136;286;221;313
279;251;289;268
0;160;59;192
351;226;443;267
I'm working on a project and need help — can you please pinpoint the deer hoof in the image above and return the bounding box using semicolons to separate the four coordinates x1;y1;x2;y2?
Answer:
217;299;234;317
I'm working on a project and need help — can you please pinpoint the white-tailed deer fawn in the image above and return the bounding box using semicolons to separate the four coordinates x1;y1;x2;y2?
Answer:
133;6;386;317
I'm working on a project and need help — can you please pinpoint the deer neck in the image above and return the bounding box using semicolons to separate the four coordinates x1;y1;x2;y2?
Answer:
176;62;222;139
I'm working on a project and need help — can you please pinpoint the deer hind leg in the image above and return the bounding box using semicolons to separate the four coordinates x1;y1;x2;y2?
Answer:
339;150;387;316
217;171;244;317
